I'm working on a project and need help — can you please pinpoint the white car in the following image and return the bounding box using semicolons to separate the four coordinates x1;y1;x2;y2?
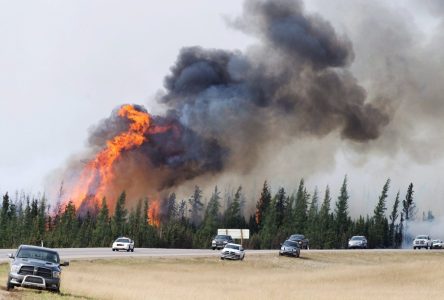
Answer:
413;235;432;249
432;239;443;249
220;243;245;260
112;237;135;252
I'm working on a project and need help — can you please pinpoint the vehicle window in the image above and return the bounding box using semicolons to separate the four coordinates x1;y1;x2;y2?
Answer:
416;236;428;239
351;236;364;240
116;238;130;243
225;244;239;250
17;248;59;263
290;234;304;239
283;241;297;247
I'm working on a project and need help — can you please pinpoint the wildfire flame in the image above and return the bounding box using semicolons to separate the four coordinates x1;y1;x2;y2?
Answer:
148;200;160;227
65;104;169;212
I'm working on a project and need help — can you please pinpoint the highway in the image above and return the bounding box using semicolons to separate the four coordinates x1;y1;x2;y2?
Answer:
0;247;279;263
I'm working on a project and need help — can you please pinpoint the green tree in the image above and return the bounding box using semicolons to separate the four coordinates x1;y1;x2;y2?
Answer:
388;192;400;248
93;198;112;246
334;176;350;248
306;188;320;248
112;191;128;238
274;187;286;228
188;186;204;226
294;179;309;233
225;186;245;228
255;181;271;230
370;179;390;248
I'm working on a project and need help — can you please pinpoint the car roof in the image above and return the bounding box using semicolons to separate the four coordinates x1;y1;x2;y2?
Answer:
18;245;58;253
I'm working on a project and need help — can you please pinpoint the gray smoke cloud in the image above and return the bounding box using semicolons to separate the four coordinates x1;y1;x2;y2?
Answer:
160;0;390;176
58;0;401;213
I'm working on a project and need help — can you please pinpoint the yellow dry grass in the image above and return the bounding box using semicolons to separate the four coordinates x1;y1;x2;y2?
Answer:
3;251;444;300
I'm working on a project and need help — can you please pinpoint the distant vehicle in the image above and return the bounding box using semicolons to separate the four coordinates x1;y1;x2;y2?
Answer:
288;234;309;249
431;239;443;249
348;236;368;249
211;235;234;250
279;240;300;258
220;243;245;260
112;237;135;252
413;235;432;249
7;245;69;293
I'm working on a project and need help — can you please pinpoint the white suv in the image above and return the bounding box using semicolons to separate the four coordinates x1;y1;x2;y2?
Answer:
112;237;135;252
413;235;432;250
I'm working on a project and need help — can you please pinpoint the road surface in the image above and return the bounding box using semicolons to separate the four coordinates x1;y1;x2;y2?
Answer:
0;247;280;263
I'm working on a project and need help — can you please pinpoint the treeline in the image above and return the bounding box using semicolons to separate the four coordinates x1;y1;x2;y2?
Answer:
0;177;433;249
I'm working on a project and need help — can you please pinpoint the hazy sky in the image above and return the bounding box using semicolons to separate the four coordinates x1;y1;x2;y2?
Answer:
1;0;444;218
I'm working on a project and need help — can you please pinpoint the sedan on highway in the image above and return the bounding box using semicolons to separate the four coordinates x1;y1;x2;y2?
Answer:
112;237;135;252
348;236;368;249
220;243;245;260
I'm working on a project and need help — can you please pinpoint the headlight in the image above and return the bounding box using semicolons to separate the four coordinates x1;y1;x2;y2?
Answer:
10;265;20;273
53;271;61;278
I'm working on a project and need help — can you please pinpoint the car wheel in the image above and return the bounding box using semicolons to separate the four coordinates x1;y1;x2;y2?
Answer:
212;247;216;250
127;248;130;252
52;285;60;294
131;248;134;252
221;257;224;260
295;252;300;258
6;276;14;291
413;247;416;250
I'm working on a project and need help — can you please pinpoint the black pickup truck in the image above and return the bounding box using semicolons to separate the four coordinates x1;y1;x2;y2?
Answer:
6;245;69;293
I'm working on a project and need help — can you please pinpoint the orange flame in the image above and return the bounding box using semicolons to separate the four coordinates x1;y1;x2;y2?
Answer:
65;105;169;210
148;200;160;227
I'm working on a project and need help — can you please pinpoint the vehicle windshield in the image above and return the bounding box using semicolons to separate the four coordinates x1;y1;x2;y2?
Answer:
225;244;239;250
351;236;365;240
215;235;230;240
416;236;428;240
17;248;59;263
283;240;298;247
116;238;130;243
290;234;304;240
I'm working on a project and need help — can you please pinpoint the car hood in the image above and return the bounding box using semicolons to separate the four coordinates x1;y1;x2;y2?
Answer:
13;258;60;270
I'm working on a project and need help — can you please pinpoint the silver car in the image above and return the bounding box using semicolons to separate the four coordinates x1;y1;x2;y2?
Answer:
348;236;368;249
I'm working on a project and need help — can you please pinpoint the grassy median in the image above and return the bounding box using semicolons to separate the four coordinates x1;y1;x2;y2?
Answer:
1;251;444;299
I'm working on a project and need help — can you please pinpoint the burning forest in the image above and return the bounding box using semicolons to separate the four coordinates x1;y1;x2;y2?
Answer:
57;0;391;221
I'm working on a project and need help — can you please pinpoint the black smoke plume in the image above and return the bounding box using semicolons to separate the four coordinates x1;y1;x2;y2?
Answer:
61;0;391;208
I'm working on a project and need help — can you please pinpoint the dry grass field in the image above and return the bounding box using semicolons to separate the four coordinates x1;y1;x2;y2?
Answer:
1;250;444;300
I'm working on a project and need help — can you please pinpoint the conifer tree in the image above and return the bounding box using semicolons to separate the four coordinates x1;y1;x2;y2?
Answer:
335;176;350;248
112;191;128;238
294;179;309;233
389;192;400;248
255;181;271;228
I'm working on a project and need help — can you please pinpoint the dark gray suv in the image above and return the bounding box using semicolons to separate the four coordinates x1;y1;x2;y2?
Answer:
6;245;69;293
211;235;234;250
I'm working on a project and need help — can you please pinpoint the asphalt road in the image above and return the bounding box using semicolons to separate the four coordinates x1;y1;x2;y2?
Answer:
0;247;280;263
0;247;430;264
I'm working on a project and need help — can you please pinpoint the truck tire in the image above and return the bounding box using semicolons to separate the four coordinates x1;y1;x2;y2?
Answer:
6;276;14;291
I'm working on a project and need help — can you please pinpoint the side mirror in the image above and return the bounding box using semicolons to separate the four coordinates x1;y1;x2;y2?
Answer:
280;243;282;246
8;253;14;259
60;261;70;267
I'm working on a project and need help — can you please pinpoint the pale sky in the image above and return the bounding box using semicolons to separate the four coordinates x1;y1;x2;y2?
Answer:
1;0;444;218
